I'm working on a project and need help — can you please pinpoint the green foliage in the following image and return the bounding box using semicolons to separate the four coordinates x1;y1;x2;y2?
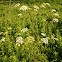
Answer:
0;1;62;62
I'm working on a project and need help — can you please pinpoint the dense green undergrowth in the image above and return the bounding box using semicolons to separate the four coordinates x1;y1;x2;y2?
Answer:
0;1;62;62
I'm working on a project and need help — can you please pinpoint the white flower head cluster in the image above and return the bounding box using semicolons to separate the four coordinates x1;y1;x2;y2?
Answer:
1;38;5;42
20;5;28;11
17;33;21;36
51;35;59;41
0;32;3;35
16;36;23;46
46;3;50;6
41;38;48;44
14;3;20;7
18;13;22;16
21;27;28;33
7;27;12;30
54;38;59;41
53;13;59;17
42;19;46;21
40;3;50;8
52;9;56;12
41;33;46;36
53;18;59;22
40;5;46;8
33;5;39;11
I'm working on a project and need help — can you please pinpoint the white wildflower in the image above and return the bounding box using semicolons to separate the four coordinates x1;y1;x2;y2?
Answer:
17;33;21;35
14;3;20;7
53;18;59;22
40;3;50;8
46;3;50;6
41;33;46;36
20;5;28;11
40;5;46;8
7;27;12;30
41;38;48;44
43;3;46;6
16;36;23;46
53;13;59;17
1;38;5;42
18;13;22;16
42;19;46;21
34;9;38;11
54;38;59;41
43;3;50;6
55;45;57;47
0;32;3;35
21;28;28;33
51;35;59;41
52;9;56;12
33;5;39;10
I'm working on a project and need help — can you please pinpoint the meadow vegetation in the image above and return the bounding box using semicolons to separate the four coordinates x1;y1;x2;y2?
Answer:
0;0;62;62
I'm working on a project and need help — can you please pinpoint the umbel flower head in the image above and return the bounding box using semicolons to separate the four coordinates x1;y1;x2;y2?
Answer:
53;18;59;22
14;3;20;7
25;36;35;44
33;5;39;10
18;13;22;16
41;38;48;44
40;3;50;8
41;33;46;36
1;38;5;42
40;5;46;8
51;35;59;41
20;5;28;11
7;27;12;30
21;27;28;33
53;13;59;17
52;9;56;12
16;36;23;46
42;19;46;21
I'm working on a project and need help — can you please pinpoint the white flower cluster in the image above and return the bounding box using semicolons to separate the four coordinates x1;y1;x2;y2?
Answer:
46;3;50;6
21;28;28;33
7;27;12;30
40;5;46;8
41;38;48;44
0;38;5;42
18;13;22;16
53;13;59;17
33;5;39;11
16;36;23;46
42;19;46;21
54;38;59;41
52;9;56;12
14;3;20;7
40;3;50;8
51;35;59;41
20;5;28;11
0;32;3;35
53;18;59;22
17;33;21;36
41;33;46;36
